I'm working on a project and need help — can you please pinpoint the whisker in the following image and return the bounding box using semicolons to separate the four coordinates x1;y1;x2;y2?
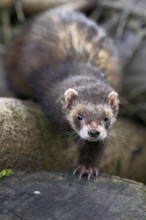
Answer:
108;130;133;145
105;137;115;155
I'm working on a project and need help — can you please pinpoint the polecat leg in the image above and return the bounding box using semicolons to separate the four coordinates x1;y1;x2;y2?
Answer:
73;140;105;180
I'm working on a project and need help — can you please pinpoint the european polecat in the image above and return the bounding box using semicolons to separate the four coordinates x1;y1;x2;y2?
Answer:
5;8;121;179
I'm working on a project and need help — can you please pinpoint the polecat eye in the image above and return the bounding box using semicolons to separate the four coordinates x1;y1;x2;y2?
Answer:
77;113;83;121
104;115;109;122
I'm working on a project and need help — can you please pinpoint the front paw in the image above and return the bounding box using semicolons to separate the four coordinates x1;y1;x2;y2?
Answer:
73;164;99;180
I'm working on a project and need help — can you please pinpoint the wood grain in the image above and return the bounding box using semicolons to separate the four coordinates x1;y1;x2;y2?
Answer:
0;171;146;220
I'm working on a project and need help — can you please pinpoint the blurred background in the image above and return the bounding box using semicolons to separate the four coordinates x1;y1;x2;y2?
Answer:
0;0;146;123
0;0;146;183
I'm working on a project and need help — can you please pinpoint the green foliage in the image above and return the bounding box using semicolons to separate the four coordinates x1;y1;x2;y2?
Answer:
0;169;14;178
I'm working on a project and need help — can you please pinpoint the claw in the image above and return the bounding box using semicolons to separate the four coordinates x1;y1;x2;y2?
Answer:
73;168;77;175
73;164;81;175
88;172;92;181
79;172;82;180
79;167;86;180
93;167;99;177
73;164;99;180
88;168;93;181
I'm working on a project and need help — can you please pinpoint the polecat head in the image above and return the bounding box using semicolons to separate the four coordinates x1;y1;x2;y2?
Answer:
64;88;119;142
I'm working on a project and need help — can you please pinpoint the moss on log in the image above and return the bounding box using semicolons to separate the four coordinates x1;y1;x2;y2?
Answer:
0;98;78;171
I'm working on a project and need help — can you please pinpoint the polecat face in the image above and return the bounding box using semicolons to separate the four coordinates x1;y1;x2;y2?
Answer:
64;88;119;142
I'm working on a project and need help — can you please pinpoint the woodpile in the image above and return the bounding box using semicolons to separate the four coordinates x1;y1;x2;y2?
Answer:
0;0;146;184
96;0;146;124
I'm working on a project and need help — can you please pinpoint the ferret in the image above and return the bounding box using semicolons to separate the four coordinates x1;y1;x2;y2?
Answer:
5;8;121;180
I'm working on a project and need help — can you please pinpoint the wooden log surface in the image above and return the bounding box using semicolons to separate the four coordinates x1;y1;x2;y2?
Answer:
0;171;146;220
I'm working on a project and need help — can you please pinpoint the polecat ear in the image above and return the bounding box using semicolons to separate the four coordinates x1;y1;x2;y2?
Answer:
108;91;118;107
64;88;78;108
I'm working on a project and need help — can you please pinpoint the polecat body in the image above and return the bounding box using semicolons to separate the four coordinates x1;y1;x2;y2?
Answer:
5;8;121;179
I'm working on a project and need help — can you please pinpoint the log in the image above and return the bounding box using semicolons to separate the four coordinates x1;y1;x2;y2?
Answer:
0;171;146;220
98;0;146;18
0;0;96;13
22;0;96;14
0;98;78;171
0;0;13;9
0;98;146;183
96;0;146;124
0;0;96;41
0;0;146;183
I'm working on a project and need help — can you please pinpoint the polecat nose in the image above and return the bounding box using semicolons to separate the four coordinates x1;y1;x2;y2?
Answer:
88;130;100;137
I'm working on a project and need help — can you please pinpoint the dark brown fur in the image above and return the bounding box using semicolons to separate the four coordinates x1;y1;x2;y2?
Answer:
5;8;121;179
